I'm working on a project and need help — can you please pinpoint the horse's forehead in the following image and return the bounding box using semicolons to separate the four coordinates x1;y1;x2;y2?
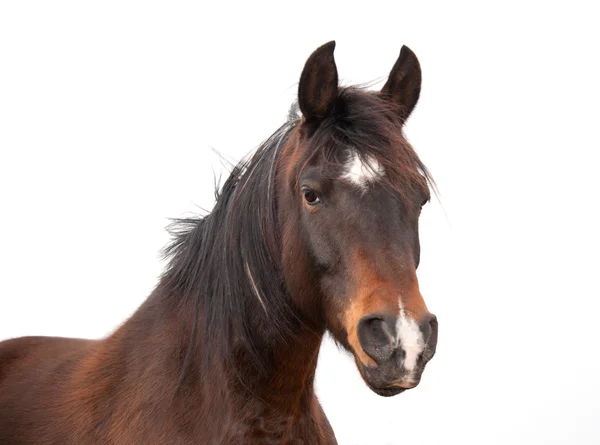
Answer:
340;151;385;189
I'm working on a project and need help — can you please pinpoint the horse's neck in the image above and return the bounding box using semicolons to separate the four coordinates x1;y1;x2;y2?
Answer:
103;290;331;442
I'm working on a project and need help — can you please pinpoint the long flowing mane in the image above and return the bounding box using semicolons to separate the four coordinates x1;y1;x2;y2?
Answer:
160;105;303;383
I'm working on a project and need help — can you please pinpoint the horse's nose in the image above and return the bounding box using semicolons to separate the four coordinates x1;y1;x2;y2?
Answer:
357;312;438;365
419;313;438;361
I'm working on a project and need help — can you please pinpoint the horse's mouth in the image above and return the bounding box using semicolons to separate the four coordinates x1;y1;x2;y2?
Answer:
357;360;421;397
367;384;407;397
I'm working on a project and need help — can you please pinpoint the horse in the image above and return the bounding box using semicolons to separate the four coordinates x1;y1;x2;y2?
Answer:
0;41;438;445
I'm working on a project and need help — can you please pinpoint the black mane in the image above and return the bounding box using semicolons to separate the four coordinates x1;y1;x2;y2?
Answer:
160;106;302;381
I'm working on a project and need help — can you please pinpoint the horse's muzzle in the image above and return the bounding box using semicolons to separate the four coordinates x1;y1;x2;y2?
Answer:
356;312;438;396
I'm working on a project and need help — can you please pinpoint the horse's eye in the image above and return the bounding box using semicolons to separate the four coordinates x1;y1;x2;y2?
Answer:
302;188;321;205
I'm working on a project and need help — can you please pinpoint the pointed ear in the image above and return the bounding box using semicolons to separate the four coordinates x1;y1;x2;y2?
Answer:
298;41;339;124
381;45;422;121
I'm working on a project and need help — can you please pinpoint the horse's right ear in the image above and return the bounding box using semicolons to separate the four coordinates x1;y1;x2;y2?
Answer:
298;41;339;125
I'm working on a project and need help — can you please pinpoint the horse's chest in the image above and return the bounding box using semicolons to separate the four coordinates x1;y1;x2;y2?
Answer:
221;414;336;445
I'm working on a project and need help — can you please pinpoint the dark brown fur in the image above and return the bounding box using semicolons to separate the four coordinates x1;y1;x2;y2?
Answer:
0;42;436;444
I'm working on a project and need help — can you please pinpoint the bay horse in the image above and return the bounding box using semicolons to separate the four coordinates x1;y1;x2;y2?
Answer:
0;41;438;444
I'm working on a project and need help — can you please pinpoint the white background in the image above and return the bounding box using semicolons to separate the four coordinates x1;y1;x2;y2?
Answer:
1;2;599;444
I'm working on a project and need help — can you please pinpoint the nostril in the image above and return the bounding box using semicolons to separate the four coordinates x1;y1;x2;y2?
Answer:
428;315;438;341
418;314;436;342
419;313;438;359
357;314;396;363
429;314;438;330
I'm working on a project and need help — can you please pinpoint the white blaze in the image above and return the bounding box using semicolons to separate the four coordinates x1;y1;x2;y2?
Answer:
341;151;384;188
395;298;425;375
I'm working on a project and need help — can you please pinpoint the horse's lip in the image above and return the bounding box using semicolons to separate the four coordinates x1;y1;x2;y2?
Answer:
357;363;409;397
367;384;407;397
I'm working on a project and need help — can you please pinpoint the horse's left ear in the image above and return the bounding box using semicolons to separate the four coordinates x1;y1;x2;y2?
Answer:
381;45;422;121
298;41;339;125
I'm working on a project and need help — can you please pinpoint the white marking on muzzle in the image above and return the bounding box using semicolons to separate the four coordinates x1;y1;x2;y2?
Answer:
395;298;425;374
341;151;384;189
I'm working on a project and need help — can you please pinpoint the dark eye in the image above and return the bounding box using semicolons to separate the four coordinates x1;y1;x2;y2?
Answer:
421;198;429;207
302;188;321;205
